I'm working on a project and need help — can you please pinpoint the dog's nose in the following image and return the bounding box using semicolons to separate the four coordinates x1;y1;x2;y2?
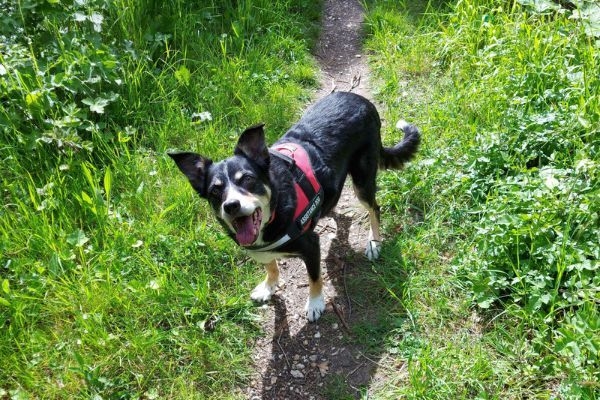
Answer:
223;200;241;215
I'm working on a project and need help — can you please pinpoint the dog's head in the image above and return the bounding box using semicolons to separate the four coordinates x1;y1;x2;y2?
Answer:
169;124;272;247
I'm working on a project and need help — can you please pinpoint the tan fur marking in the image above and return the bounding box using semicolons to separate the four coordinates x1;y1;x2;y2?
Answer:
308;276;323;299
369;208;382;242
265;260;279;287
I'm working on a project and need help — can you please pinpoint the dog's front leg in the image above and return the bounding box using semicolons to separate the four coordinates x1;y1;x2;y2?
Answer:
301;233;325;322
306;274;325;322
250;259;279;302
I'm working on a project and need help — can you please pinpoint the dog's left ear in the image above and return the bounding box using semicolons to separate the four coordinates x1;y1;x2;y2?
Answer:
234;123;269;170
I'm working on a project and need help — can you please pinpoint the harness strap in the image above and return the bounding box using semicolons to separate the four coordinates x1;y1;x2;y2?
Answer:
247;143;323;252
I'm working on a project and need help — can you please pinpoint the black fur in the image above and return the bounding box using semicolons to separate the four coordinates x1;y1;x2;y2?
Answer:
169;91;420;319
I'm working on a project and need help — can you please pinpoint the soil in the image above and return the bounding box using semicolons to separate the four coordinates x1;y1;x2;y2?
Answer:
244;1;392;399
313;0;372;100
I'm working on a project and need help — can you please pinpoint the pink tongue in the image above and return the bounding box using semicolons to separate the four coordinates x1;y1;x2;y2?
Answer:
235;216;256;245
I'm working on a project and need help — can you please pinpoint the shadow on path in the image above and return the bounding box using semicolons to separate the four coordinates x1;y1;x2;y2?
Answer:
248;188;408;399
245;0;411;398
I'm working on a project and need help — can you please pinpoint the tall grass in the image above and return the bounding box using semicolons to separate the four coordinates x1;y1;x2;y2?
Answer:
1;0;320;397
365;0;598;398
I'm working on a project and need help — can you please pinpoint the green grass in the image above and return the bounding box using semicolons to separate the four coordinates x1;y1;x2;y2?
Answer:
1;0;321;398
2;0;599;398
364;0;599;398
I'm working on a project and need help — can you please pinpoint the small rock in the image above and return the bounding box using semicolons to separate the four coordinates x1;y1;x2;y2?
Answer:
270;377;277;385
332;323;339;330
318;361;330;377
309;355;318;362
290;370;304;379
295;363;305;370
314;332;321;338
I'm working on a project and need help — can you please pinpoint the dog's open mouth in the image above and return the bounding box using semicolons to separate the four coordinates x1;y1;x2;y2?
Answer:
232;208;262;246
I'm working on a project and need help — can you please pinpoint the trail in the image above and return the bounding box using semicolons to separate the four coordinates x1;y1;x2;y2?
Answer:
244;1;386;398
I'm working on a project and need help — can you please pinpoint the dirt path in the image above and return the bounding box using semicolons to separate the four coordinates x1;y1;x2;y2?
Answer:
314;0;372;100
244;1;387;398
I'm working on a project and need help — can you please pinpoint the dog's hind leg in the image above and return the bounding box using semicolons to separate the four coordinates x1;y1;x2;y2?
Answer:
356;194;382;261
350;157;383;261
300;232;325;322
250;259;279;302
363;204;382;261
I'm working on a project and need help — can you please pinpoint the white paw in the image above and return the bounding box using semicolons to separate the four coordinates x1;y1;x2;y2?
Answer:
250;280;277;302
365;240;381;261
305;294;326;322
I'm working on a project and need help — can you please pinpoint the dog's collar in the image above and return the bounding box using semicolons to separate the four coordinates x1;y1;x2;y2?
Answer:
247;143;323;252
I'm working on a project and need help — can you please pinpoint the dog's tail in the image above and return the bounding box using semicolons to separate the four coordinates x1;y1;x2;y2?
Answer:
379;120;421;170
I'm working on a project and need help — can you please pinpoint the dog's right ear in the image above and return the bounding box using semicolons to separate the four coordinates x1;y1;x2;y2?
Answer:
168;152;213;198
234;123;269;170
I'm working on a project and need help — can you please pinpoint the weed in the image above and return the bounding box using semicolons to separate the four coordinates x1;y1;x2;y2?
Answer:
365;0;599;398
1;0;320;397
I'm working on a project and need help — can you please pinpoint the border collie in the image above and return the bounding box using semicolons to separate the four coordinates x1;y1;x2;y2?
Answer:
169;91;420;322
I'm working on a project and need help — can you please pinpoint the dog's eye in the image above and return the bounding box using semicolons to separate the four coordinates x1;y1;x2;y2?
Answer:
209;186;223;199
240;174;256;187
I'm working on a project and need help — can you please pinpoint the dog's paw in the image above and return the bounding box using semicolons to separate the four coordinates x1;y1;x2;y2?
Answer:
304;294;326;322
365;240;381;261
250;280;277;302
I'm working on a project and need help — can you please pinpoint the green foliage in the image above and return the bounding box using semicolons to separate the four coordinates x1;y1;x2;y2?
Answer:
365;0;599;397
0;0;124;156
444;0;600;381
1;0;320;398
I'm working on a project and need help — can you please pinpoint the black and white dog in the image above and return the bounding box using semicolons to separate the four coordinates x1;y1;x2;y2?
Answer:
169;92;420;322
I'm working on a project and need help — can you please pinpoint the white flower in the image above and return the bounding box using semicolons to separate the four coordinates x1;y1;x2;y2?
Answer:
191;111;213;122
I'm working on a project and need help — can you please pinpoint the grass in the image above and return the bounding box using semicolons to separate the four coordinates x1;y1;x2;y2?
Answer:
1;0;321;398
2;0;599;398
363;0;599;398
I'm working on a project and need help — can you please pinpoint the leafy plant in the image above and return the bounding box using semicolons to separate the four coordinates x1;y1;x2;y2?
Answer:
1;0;321;398
365;0;599;397
0;0;124;159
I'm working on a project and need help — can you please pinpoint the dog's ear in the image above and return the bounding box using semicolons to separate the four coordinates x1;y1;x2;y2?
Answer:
234;123;269;169
168;152;213;198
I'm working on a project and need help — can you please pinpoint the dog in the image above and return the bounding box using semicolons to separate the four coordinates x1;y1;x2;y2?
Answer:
169;91;420;322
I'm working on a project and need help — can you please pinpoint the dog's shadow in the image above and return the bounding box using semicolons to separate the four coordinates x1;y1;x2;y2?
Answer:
257;210;408;399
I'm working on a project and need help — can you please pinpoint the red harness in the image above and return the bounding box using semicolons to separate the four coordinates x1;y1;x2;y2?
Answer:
272;143;321;224
249;143;323;252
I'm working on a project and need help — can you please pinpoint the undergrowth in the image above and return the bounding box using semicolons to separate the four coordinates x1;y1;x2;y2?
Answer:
365;0;598;398
3;0;598;398
0;0;320;398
